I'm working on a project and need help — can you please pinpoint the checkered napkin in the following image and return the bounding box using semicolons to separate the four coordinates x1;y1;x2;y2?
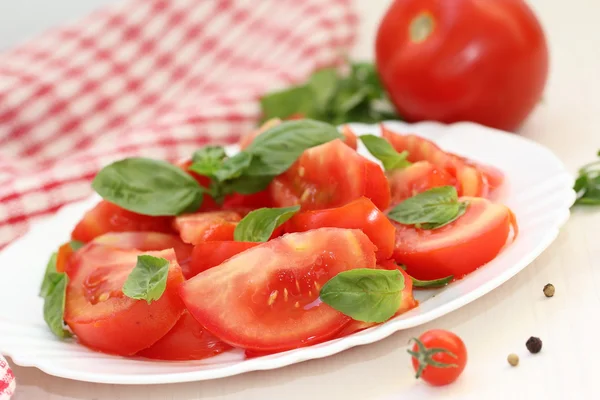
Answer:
0;0;357;250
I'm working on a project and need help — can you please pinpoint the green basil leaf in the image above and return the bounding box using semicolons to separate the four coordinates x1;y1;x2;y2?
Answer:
387;186;467;229
43;272;72;338
213;152;253;182
244;119;343;176
419;201;468;229
234;205;300;242
308;68;338;109
92;157;203;216
189;145;227;176
222;175;274;195
320;268;405;323
260;85;315;122
411;275;453;288
69;240;85;251
39;252;58;297
122;255;170;304
359;134;411;171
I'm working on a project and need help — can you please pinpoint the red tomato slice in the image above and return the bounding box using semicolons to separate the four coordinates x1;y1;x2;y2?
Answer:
56;242;74;273
382;126;504;196
187;241;259;279
137;311;232;361
270;139;390;211
92;232;193;277
287;197;395;261
173;211;241;245
341;125;358;150
392;197;518;280
71;201;175;243
335;262;417;338
180;228;377;352
64;245;185;355
387;161;457;205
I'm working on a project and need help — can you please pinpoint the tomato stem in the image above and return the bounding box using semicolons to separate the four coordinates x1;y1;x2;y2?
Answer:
408;338;459;379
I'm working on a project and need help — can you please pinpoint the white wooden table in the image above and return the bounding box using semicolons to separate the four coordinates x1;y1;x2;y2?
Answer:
8;0;600;398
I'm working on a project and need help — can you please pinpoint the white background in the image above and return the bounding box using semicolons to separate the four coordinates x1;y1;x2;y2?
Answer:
4;0;600;399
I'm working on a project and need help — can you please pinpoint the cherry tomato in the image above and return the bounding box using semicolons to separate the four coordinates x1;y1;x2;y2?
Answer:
92;232;193;277
387;161;457;205
393;197;518;280
179;228;377;352
64;245;185;356
71;201;174;243
336;261;417;338
409;329;467;386
173;211;241;245
376;0;548;131
287;197;395;261
187;241;259;278
270;139;390;211
137;311;232;361
382;127;504;196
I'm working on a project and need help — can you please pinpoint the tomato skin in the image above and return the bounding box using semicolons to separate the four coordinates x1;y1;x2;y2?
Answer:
411;330;467;386
173;211;241;245
270;139;390;211
287;197;395;261
393;197;516;280
382;127;501;197
187;241;259;278
64;246;186;356
387;161;457;205
56;242;74;273
137;311;232;361
180;228;377;352
376;0;548;132
71;201;175;243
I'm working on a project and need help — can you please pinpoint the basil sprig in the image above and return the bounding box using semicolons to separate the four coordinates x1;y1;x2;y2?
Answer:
320;269;405;323
411;275;453;288
91;119;342;215
260;62;401;125
234;206;300;242
388;186;468;229
92;158;204;216
359;134;411;171
574;149;600;205
40;252;72;338
122;255;170;304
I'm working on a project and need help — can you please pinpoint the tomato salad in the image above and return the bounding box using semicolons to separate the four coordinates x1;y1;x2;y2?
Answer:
39;119;517;360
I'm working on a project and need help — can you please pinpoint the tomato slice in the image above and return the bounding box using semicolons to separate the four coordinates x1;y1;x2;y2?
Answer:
92;232;193;277
341;125;358;150
335;262;417;338
180;228;377;352
382;126;504;196
71;201;175;243
173;211;241;245
56;242;74;273
287;197;395;261
188;241;259;279
387;161;458;205
64;245;186;355
392;197;518;280
270;139;390;211
137;311;232;361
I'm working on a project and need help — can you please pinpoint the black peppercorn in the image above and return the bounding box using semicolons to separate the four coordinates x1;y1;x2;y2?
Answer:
526;336;542;354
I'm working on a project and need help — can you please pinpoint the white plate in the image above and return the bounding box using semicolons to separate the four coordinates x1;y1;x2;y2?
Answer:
0;121;575;384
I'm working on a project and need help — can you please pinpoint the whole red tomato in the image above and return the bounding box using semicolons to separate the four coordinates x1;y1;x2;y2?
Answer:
375;0;548;132
409;329;468;386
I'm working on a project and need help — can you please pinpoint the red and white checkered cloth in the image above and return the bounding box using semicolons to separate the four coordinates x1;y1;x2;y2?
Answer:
0;0;357;251
0;355;14;400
